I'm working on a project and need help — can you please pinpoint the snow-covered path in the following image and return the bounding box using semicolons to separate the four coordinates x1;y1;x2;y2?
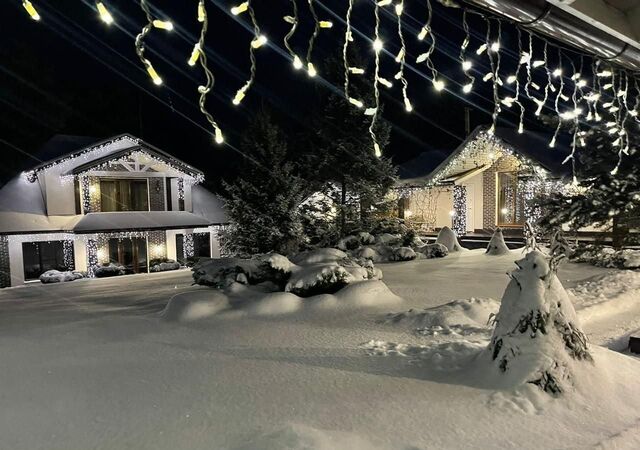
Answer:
1;253;639;450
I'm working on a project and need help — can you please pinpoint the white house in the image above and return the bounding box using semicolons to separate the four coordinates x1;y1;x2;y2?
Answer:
0;133;227;287
394;125;571;235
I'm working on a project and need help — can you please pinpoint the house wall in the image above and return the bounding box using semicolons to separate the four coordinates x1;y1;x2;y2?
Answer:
461;171;484;232
149;178;166;211
482;154;521;229
0;236;10;288
43;170;76;216
74;239;88;272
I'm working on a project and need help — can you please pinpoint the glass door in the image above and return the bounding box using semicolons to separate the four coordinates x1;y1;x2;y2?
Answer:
108;237;148;273
497;172;524;227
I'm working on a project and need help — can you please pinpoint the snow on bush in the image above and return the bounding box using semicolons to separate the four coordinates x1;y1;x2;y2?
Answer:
571;245;640;269
290;248;348;265
486;250;592;395
94;263;126;278
435;226;465;252
285;263;352;297
337;235;361;251
192;254;294;288
375;233;402;246
415;243;448;259
391;247;417;261
162;290;230;322
150;260;181;272
39;270;84;284
383;297;499;337
486;228;510;256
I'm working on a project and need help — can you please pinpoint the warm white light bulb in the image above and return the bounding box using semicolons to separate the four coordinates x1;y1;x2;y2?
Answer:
475;43;487;55
532;60;545;68
307;62;317;77
292;55;303;70
231;2;249;15
349;67;365;75
490;41;500;52
214;128;224;144
418;27;428;41
348;97;364;108
146;64;163;85
373;38;383;52
251;34;267;48
462;82;473;93
395;3;403;15
188;43;201;66
97;2;114;25
374;143;382;158
152;20;173;31
462;60;472;71
552;68;562;77
22;1;40;21
404;98;413;112
433;79;445;91
319;21;333;28
506;74;517;84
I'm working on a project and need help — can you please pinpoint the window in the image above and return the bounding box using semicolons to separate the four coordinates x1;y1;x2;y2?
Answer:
22;241;71;280
194;233;211;257
100;179;149;212
497;172;524;226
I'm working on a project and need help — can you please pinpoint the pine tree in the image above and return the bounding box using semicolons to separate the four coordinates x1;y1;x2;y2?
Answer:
534;128;640;248
308;51;397;236
220;110;310;256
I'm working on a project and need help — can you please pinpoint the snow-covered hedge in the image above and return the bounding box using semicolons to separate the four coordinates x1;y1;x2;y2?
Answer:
571;245;640;269
94;263;126;278
150;259;181;273
193;249;381;298
39;270;84;284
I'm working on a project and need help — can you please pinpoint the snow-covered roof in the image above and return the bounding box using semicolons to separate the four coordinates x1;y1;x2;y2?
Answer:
192;185;227;225
72;211;213;233
397;125;572;186
0;212;81;235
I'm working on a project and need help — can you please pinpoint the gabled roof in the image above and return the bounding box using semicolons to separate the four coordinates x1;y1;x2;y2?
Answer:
27;133;203;180
397;125;573;186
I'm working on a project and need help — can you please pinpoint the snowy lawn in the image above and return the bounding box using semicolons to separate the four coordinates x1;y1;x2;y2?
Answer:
1;251;640;449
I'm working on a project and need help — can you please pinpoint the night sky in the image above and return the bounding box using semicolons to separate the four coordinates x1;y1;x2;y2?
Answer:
0;0;558;189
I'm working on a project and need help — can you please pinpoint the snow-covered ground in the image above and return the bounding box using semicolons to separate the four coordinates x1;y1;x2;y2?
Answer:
1;251;639;449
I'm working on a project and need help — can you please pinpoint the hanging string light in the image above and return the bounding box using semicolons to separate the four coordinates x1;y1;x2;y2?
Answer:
96;2;114;25
22;0;40;21
135;0;173;86
485;19;502;134
416;0;442;91
394;1;412;112
549;49;565;147
523;31;535;100
459;10;475;94
510;28;525;133
369;1;384;158
533;41;551;116
306;0;320;77
189;0;223;144
232;1;266;105
632;77;640;122
283;0;302;70
343;0;364;108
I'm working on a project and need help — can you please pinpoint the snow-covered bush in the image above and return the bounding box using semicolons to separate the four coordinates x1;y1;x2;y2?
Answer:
149;259;181;272
192;253;294;289
375;233;402;246
291;248;348;265
337;235;361;251
39;270;84;283
285;264;351;297
415;243;448;259
391;247;417;261
486;228;510;255
435;226;465;252
571;244;640;269
94;263;126;278
486;251;592;395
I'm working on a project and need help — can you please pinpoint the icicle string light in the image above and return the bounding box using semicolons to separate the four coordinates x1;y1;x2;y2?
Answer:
233;1;263;105
306;0;320;76
283;0;301;69
460;10;475;94
513;28;525;133
342;0;361;108
524;31;534;101
96;2;114;25
135;0;172;86
394;1;412;112
369;1;383;158
485;19;501;134
190;1;223;144
550;49;564;147
22;0;40;21
417;0;441;91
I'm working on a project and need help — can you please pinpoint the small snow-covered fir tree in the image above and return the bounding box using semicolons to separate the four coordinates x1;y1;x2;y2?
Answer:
221;110;309;256
435;226;465;252
486;228;510;255
487;250;591;395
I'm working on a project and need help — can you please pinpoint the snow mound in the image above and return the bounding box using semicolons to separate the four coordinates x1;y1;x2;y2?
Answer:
232;423;402;450
353;246;380;261
285;263;351;297
162;290;230;322
375;233;402;245
330;280;402;308
246;292;302;315
39;270;84;283
486;228;510;255
150;260;181;272
362;339;485;371
94;263;125;278
415;243;448;259
291;248;348;265
383;297;499;337
435;226;465;252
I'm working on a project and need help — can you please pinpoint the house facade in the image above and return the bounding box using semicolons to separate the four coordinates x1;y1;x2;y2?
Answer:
0;134;227;288
394;126;569;235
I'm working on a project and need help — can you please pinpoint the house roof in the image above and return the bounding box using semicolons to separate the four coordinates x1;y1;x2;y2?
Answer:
72;211;214;233
397;125;573;186
27;133;203;179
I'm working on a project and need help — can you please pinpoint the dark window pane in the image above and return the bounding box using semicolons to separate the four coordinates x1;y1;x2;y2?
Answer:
176;234;184;263
194;233;210;257
22;241;69;280
100;179;149;212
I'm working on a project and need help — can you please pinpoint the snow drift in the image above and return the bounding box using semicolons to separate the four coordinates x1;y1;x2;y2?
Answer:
435;226;465;252
486;228;510;255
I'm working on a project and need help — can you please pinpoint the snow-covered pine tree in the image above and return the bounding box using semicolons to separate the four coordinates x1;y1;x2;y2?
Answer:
220;110;310;256
307;50;397;236
487;249;591;396
485;228;510;255
534;128;640;249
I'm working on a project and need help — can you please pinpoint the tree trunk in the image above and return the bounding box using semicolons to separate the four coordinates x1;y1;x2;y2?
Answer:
612;215;628;250
340;178;347;236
